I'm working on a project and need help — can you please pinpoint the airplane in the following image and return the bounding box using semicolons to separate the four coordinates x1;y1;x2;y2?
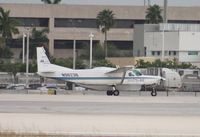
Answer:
37;47;164;96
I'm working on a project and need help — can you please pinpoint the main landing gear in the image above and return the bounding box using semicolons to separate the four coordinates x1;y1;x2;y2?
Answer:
106;86;120;96
151;87;157;96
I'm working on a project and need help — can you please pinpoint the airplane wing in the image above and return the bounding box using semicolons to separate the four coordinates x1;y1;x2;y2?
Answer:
106;66;133;74
105;66;134;84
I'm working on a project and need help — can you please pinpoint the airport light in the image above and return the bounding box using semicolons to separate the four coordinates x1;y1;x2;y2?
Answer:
89;32;94;69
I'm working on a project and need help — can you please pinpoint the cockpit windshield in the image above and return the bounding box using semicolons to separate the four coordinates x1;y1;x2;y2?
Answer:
132;69;142;76
128;69;142;76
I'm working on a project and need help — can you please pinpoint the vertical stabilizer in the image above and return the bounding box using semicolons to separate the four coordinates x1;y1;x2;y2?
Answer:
37;47;51;72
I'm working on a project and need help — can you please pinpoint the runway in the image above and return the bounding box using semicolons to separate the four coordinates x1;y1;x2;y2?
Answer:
0;94;200;136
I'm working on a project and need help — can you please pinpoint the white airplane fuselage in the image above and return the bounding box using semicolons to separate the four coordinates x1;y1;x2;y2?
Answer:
36;47;162;93
38;67;161;91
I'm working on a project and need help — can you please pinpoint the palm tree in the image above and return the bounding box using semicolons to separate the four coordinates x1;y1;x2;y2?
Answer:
41;0;61;4
146;4;163;24
96;9;115;57
0;7;19;47
29;28;49;58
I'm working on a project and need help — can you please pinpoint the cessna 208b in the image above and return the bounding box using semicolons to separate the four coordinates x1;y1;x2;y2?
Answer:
37;47;164;96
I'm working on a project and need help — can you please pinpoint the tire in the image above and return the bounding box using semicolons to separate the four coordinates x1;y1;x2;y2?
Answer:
113;90;120;96
107;90;113;96
151;89;157;96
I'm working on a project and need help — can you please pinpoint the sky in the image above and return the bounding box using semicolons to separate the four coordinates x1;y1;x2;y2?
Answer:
0;0;200;6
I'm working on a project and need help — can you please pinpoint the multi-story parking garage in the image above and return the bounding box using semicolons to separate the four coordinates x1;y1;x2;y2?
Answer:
1;3;200;58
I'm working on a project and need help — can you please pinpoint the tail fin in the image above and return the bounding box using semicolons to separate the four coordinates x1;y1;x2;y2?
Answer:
37;47;52;72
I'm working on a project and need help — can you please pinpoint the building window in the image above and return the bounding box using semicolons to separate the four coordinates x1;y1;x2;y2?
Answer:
173;51;177;56
107;41;133;50
54;40;99;49
14;18;49;27
55;18;145;28
157;51;161;56
114;19;144;28
169;51;177;56
152;51;155;56
55;18;97;28
7;39;22;48
169;51;171;56
188;51;198;55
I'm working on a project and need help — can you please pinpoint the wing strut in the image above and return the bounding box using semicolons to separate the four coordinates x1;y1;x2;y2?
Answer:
120;69;127;84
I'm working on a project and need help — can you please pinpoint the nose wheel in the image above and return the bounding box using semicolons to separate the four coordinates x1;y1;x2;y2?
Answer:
106;90;120;96
151;87;157;96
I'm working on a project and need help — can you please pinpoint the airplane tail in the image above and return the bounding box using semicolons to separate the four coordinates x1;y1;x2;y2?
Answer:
36;47;52;72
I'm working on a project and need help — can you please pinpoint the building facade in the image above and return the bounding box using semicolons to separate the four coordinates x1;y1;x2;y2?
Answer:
1;3;200;58
134;24;200;66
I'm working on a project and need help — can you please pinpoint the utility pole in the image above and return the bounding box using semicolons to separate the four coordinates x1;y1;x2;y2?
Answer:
22;33;26;64
73;40;76;69
163;0;168;23
26;31;30;89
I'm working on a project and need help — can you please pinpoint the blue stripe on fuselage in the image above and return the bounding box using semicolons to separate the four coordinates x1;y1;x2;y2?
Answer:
50;76;158;81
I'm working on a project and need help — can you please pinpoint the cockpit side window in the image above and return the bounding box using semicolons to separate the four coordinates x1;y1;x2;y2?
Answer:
133;70;142;76
128;72;135;76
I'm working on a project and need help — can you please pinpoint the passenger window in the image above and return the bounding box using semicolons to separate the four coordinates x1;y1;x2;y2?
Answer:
178;70;184;76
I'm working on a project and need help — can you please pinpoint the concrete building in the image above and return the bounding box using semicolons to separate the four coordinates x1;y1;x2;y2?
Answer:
134;23;200;66
1;3;200;58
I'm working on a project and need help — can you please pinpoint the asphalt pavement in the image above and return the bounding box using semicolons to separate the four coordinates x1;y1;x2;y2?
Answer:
0;94;200;136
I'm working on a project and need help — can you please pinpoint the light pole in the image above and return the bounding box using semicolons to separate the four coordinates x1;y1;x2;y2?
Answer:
161;23;165;61
73;39;76;69
22;33;26;64
89;32;94;69
25;29;30;89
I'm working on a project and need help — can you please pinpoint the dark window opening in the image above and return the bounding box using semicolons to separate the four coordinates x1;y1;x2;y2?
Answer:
54;40;99;49
157;51;161;56
55;18;97;28
168;20;200;24
14;17;49;27
107;41;133;50
152;51;155;56
7;39;22;48
55;18;145;28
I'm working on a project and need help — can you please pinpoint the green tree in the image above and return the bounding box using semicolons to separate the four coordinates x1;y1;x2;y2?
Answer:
93;60;115;68
96;9;115;57
107;44;121;57
29;28;49;58
81;43;105;60
51;58;86;69
145;4;163;24
0;47;13;58
41;0;61;4
0;7;19;47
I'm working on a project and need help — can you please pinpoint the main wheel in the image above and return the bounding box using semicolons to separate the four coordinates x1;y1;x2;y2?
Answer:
151;88;157;96
107;90;113;96
113;90;120;96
